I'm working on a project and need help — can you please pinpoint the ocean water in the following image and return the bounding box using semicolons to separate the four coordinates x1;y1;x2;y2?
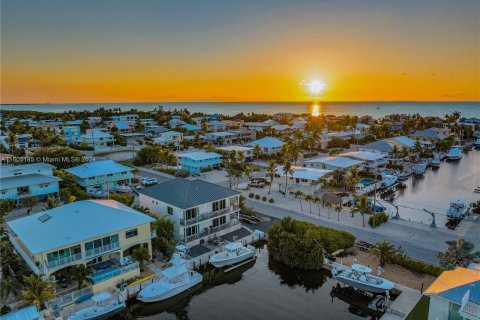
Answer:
1;101;479;118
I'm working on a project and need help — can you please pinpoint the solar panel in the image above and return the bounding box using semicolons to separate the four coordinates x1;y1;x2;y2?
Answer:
38;214;51;223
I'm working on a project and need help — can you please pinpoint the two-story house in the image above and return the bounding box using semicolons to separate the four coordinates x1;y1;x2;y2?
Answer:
275;165;331;195
0;163;61;204
204;132;235;145
153;131;184;148
7;200;155;293
339;151;388;172
139;179;241;246
304;156;363;171
78;130;115;149
206;121;226;132
65;160;134;192
245;137;284;155
175;151;222;174
216;146;254;159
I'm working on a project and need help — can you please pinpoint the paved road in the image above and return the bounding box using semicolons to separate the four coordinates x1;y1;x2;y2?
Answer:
246;199;443;264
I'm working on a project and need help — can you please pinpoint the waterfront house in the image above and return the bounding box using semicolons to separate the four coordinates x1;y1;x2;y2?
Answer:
0;163;61;204
425;266;480;320
78;130;115;149
65;160;134;193
275;165;331;195
175;151;222;173
153;131;184;148
138;179;241;245
244;120;277;132
216;146;254;159
340;150;388;172
246;137;284;155
305;156;363;171
7;200;155;292
204;132;235;145
384;136;415;149
412;129;448;141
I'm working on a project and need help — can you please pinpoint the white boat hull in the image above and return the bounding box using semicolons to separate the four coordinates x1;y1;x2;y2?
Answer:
137;272;202;303
68;301;125;320
210;250;255;268
333;275;393;294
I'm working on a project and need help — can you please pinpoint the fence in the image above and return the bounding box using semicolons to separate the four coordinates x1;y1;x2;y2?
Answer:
46;286;93;310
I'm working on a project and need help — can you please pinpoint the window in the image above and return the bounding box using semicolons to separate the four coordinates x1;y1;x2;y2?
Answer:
185;225;198;237
212;215;226;227
167;206;173;215
107;174;113;177
212;199;226;212
89;177;95;180
125;228;138;239
185;208;197;220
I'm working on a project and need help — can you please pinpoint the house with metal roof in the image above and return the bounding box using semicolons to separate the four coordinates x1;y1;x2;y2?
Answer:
153;131;184;148
7;200;155;291
109;120;133;133
275;165;331;195
138;179;241;245
206;121;226;132
216;145;254;159
204;131;235;145
340;150;388;172
425;266;480;320
0;163;61;204
245;136;284;155
175;151;222;173
305;156;363;171
78;130;115;149
227;129;256;143
179;123;201;132
412;129;448;141
65;160;134;193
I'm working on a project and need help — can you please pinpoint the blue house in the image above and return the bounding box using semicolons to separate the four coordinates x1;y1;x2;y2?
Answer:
246;136;284;155
0;163;61;204
180;123;201;132
54;126;81;143
176;151;222;173
65;160;134;192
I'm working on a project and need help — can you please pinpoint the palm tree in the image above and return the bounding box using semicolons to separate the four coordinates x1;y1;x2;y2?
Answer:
324;201;333;219
132;246;151;272
313;196;322;216
266;159;276;194
437;238;480;270
0;278;19;303
370;241;398;266
21;274;56;309
282;159;293;197
350;195;372;227
304;194;313;214
253;144;262;168
294;190;304;211
70;265;93;289
335;204;342;221
391;145;399;162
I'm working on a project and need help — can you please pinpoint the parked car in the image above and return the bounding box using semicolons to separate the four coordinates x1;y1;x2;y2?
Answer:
249;182;265;188
141;177;158;186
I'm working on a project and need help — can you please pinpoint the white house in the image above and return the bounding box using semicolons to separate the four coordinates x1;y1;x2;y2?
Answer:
216;146;254;159
138;179;241;245
245;137;284;155
275;165;331;195
305;156;363;171
340;150;388;172
204;132;236;145
153;131;184;148
78;130;115;149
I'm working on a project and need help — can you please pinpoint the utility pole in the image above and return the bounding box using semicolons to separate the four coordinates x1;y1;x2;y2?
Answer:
423;208;436;228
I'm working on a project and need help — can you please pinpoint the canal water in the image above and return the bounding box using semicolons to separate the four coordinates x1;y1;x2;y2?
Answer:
385;149;480;227
119;246;385;320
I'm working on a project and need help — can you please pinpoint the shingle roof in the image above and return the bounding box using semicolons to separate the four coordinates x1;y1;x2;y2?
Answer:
7;200;154;254
0;174;61;190
65;160;133;178
139;179;240;209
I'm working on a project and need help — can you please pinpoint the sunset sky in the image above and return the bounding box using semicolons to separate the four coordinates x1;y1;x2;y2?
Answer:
1;0;479;104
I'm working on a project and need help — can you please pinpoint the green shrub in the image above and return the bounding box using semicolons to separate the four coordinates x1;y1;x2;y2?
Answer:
174;169;190;178
248;193;255;198
262;196;267;202
368;212;389;228
391;255;444;277
156;168;176;175
241;206;257;217
255;194;261;200
269;198;274;203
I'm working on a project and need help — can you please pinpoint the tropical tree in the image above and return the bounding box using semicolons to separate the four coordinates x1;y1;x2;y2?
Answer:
282;159;293;197
253;144;262;168
335;204;342;222
45;196;58;210
266;159;276;194
437;238;480;270
370;241;398;266
21;274;56;309
313;196;322;216
350;195;372;227
70;265;93;289
20;197;38;212
294;190;304;211
324;201;333;219
132;246;151;272
304;194;314;214
0;278;19;303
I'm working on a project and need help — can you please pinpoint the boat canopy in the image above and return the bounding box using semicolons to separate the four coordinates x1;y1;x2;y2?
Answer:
224;243;243;251
450;199;465;206
351;264;372;273
91;292;111;302
162;265;188;278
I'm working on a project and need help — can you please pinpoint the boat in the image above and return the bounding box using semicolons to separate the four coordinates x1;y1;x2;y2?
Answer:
446;146;462;161
68;292;125;320
380;175;397;188
413;163;427;176
397;172;408;181
446;199;469;221
137;245;202;303
209;242;256;268
331;262;394;294
463;141;473;151
475;138;480;150
431;153;441;168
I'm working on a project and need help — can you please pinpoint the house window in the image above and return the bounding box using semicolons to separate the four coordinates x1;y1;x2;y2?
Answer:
125;228;138;239
107;174;113;177
212;199;226;212
185;225;198;237
185;208;197;220
212;216;226;227
89;177;95;180
167;206;173;215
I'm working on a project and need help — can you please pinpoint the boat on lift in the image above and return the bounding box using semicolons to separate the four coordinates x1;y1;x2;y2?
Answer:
446;146;462;161
137;245;202;303
446;199;469;221
413;162;427;176
209;243;256;268
68;292;125;320
331;261;394;294
431;153;441;168
380;175;398;188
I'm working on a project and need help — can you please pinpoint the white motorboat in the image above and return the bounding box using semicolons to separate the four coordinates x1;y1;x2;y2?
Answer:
431;153;441;168
331;262;394;294
446;199;469;220
68;292;125;320
446;146;462;160
209;243;256;268
137;245;202;303
380;175;397;188
413;163;427;176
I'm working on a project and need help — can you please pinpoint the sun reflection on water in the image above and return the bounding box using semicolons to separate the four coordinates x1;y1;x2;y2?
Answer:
310;103;322;117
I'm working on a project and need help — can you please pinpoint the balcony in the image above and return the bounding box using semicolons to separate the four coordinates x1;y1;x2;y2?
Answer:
47;253;83;270
180;205;239;226
185;220;238;243
85;242;120;258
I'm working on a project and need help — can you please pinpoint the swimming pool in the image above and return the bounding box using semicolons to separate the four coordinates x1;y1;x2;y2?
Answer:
91;265;121;283
358;178;374;185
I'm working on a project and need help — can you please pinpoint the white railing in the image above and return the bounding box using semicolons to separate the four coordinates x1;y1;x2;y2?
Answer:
85;242;120;258
91;262;139;284
46;286;93;310
9;235;41;274
180;206;239;226
47;253;83;270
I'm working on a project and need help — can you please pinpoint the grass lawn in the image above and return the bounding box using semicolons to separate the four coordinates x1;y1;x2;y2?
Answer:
405;295;430;320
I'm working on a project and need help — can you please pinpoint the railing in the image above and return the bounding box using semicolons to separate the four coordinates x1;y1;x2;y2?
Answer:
185;220;238;243
180;205;239;226
47;253;83;270
91;262;139;284
459;290;480;319
9;235;41;274
85;242;120;258
46;286;93;310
